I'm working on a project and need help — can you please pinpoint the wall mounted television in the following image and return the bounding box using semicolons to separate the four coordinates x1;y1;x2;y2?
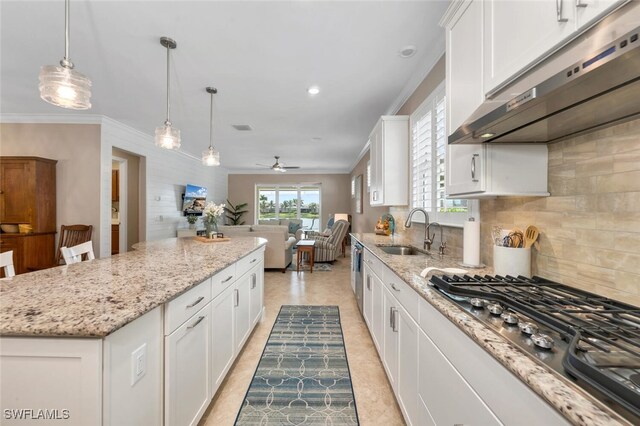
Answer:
182;184;207;216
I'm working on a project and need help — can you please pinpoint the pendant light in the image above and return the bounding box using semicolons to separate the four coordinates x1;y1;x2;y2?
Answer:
155;37;181;150
202;87;220;166
38;0;92;110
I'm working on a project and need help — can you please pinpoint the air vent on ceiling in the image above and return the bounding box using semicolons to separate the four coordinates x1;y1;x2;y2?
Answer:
232;124;253;131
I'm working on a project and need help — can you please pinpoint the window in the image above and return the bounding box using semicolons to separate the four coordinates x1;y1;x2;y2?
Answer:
410;82;476;226
256;184;321;230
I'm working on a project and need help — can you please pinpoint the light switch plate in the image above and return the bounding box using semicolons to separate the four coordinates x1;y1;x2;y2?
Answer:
131;343;147;386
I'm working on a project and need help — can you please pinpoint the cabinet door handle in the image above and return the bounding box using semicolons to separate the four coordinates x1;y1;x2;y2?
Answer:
471;154;479;182
556;0;569;21
251;274;256;289
234;289;239;307
390;283;400;292
366;276;371;291
576;0;587;7
186;296;204;308
187;315;205;329
222;275;234;283
389;307;394;328
392;308;399;332
250;258;257;264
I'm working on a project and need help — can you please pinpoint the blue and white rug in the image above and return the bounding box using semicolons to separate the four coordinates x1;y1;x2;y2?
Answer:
235;305;359;425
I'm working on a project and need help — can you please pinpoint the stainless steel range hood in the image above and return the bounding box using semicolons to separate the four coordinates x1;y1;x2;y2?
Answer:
449;25;640;145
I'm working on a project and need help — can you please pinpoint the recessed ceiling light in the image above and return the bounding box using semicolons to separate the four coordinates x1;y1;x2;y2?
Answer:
399;45;417;58
307;86;320;95
480;133;495;138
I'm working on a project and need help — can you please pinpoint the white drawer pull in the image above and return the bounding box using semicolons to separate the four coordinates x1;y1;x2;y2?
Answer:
186;296;204;308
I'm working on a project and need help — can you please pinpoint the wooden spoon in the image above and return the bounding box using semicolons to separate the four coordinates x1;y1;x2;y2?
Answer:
524;225;539;249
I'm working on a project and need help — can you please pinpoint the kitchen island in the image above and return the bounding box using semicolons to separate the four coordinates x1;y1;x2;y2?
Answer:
352;233;630;426
0;236;267;425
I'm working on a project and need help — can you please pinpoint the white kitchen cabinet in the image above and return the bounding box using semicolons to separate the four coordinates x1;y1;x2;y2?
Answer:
165;302;213;426
369;115;409;206
363;264;373;329
446;144;549;198
445;0;484;134
249;261;265;326
396;304;419;426
483;0;576;95
417;328;501;426
371;267;384;354
234;271;252;354
483;0;626;96
211;284;235;395
382;285;399;392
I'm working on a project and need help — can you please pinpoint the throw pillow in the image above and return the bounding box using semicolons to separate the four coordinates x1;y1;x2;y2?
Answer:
288;221;301;235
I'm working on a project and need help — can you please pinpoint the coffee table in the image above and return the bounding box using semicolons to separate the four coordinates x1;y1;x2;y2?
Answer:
295;240;316;273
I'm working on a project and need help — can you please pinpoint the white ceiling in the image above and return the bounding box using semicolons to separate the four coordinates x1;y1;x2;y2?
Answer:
0;1;447;173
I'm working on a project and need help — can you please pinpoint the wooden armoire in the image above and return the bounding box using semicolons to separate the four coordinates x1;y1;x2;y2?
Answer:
0;157;57;275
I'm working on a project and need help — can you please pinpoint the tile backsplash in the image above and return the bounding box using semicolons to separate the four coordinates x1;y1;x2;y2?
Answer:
481;119;640;305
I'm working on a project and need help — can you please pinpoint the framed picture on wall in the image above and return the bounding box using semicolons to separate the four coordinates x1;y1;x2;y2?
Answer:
355;174;363;214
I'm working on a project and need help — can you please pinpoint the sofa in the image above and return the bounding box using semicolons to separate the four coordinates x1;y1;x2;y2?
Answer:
257;219;304;240
218;224;296;272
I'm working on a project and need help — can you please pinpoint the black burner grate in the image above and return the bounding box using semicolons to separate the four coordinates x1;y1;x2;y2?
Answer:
430;274;640;417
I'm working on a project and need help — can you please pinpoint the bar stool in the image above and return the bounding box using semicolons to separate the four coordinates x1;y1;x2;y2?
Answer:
61;241;95;265
0;250;16;278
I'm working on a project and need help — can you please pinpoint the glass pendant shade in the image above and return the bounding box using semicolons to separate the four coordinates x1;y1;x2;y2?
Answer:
155;123;181;150
38;0;91;110
39;65;92;110
202;146;220;166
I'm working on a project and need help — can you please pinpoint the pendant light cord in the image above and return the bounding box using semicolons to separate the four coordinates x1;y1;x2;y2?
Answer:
209;92;214;150
166;45;171;124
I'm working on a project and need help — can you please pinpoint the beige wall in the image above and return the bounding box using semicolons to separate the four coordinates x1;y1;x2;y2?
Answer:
350;152;390;234
481;119;640;305
227;174;351;226
0;123;101;252
397;55;446;116
112;147;141;251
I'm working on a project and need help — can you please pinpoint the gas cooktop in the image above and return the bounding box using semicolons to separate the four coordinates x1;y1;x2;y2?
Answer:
429;274;640;423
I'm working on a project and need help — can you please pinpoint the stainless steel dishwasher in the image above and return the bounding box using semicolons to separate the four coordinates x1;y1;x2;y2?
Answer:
353;242;364;314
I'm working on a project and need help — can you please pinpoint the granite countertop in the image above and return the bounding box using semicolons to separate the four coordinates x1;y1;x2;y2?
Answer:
0;237;267;338
351;233;628;426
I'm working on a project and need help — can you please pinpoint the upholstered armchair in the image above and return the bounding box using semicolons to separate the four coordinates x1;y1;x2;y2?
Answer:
312;220;350;262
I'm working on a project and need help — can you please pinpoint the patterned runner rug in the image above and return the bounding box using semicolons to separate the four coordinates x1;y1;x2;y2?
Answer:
235;305;359;425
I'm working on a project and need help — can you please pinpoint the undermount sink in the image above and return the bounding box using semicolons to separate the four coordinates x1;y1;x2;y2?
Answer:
377;245;422;256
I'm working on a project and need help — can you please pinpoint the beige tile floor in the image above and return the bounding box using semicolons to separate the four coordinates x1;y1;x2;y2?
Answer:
200;252;405;426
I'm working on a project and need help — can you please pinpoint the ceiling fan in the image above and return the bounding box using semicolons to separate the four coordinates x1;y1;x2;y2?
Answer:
256;156;300;172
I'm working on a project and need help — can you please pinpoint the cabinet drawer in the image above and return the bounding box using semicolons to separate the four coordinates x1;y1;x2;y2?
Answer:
383;268;419;323
235;247;264;278
363;249;383;279
164;278;212;335
211;264;237;299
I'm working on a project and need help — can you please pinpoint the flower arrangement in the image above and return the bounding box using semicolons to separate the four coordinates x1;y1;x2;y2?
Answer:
203;202;225;225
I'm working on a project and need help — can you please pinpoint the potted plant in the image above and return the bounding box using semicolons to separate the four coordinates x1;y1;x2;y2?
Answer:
224;199;248;225
186;214;199;229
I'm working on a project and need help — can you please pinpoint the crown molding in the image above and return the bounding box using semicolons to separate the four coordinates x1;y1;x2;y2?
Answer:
348;140;371;174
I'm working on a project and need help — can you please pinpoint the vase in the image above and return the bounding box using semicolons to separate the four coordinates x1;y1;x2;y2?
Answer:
205;221;218;238
189;223;196;230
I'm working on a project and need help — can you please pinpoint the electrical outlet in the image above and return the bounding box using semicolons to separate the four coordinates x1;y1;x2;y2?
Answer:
131;343;147;386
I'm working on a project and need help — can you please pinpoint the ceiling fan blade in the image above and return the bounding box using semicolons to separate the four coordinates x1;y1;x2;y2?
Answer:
256;163;271;167
282;166;300;169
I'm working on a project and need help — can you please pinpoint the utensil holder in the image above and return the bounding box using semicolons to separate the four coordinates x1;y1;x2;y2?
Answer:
493;246;531;278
